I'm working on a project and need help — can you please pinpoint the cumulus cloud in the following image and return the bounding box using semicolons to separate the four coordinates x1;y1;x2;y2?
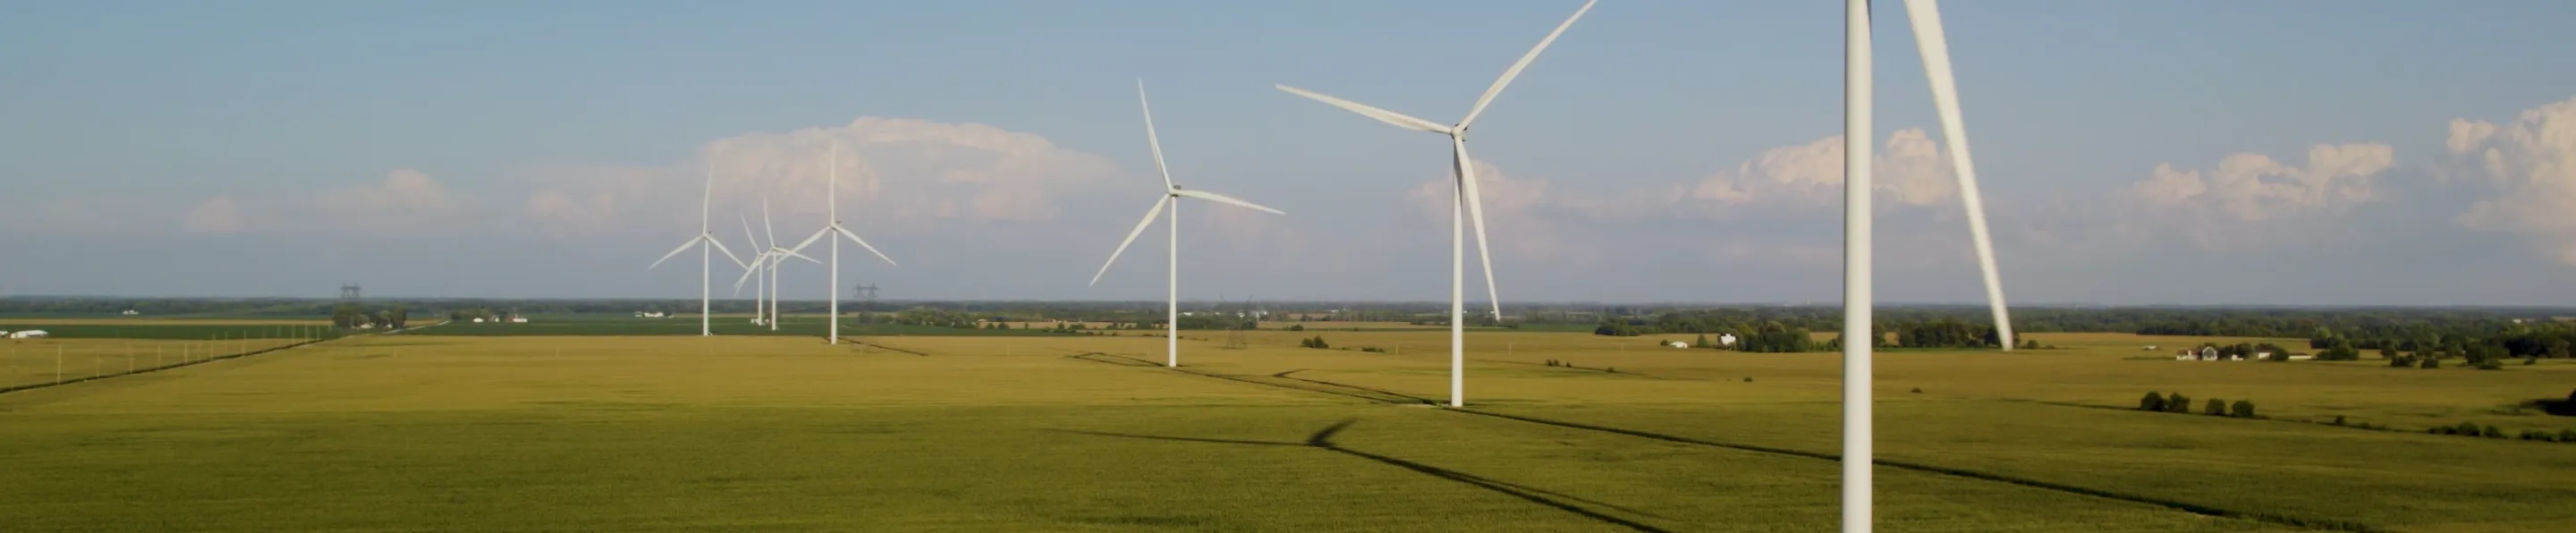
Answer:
524;117;1123;238
2127;144;2393;219
1690;128;1959;210
2443;96;2576;264
182;196;245;234
2116;142;2394;249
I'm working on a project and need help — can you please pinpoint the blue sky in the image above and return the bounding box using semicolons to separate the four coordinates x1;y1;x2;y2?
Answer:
4;1;2575;305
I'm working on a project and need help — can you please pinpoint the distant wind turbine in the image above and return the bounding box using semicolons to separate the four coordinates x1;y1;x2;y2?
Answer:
1842;1;2015;530
648;163;746;336
787;140;897;345
734;198;818;330
1275;0;1594;407
1090;80;1286;368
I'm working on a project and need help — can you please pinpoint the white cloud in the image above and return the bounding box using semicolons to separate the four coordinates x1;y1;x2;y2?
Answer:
526;117;1123;238
182;196;245;234
2119;142;2394;249
1690;128;1959;210
2443;96;2576;264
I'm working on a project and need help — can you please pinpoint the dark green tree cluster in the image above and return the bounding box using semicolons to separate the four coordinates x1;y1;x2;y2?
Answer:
1298;335;1330;349
2138;392;2254;418
1892;318;1999;349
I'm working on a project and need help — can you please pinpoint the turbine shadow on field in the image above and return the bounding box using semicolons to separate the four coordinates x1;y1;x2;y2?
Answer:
1054;419;1674;533
1063;349;2381;531
1061;352;1436;404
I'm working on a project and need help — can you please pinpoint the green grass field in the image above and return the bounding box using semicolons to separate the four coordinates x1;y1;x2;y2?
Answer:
4;330;2572;531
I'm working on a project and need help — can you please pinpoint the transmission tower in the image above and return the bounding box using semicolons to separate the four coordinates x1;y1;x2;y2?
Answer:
339;283;362;302
853;283;879;324
1222;295;1248;350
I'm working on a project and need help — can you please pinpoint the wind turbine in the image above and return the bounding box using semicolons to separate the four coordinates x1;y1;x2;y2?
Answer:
788;140;897;345
1089;80;1285;368
1275;0;1593;407
1843;1;2014;530
648;164;745;336
734;198;818;330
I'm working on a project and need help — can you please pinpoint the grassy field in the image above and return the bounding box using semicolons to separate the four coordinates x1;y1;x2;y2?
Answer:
3;330;2572;531
419;314;1078;337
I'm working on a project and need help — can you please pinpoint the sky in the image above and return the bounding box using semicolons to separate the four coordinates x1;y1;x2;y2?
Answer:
4;1;2575;305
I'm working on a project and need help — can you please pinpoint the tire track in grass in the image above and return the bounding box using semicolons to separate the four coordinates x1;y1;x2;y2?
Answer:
1062;352;2380;532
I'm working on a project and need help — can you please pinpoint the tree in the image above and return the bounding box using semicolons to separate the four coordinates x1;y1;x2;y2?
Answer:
2419;357;2440;369
386;306;409;329
2204;398;2226;416
2230;400;2256;418
1287;324;1305;332
1694;334;1712;349
2165;393;2192;413
2377;345;2397;359
2140;392;2166;411
2550;339;2572;359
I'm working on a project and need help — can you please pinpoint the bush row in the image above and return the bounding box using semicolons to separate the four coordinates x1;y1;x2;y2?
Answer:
2139;392;2257;418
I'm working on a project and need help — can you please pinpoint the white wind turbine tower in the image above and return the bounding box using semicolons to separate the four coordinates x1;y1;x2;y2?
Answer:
648;164;746;336
1275;0;1593;407
1843;1;2014;530
787;140;897;345
735;198;818;330
1089;80;1286;368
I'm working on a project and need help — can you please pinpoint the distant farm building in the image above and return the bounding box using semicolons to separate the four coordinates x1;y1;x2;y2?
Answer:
1718;334;1738;346
9;330;50;339
1668;341;1690;349
121;309;140;316
636;311;668;318
471;317;487;323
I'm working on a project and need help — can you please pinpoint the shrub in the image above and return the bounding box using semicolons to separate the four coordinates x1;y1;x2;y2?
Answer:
2332;415;2347;426
2483;425;2505;438
2476;360;2504;370
1287;324;1304;332
2455;421;2483;436
2429;426;2453;436
2140;392;2167;411
2562;428;2576;442
2420;358;2441;369
2388;355;2414;368
2520;429;2554;442
2165;393;2193;413
1605;367;1617;373
2205;398;2227;416
2231;400;2256;419
1743;376;1753;383
1911;387;1924;393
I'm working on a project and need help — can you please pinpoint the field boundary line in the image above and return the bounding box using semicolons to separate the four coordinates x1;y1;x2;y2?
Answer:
0;335;348;395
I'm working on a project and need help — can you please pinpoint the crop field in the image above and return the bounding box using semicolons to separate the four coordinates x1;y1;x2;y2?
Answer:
421;314;1078;337
4;330;2572;531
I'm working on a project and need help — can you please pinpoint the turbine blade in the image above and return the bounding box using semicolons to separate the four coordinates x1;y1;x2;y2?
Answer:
1089;196;1170;286
1173;189;1284;215
788;227;830;258
1904;0;2012;349
706;235;745;268
1460;0;1597;129
733;256;767;292
648;238;699;271
741;214;761;253
1454;139;1503;320
835;225;897;266
1274;85;1453;134
782;248;822;265
761;197;778;250
1139;80;1176;190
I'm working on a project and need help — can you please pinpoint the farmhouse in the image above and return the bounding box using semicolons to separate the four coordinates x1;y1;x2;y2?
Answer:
1668;341;1690;349
121;309;140;316
9;329;49;339
1717;334;1738;346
